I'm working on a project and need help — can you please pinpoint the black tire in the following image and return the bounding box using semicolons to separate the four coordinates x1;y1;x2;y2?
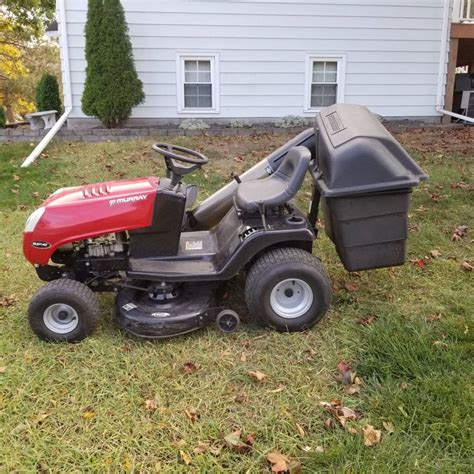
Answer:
245;247;331;332
28;279;100;342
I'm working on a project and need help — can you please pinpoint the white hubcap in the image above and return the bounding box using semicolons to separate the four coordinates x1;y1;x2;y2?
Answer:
43;303;79;334
270;278;314;319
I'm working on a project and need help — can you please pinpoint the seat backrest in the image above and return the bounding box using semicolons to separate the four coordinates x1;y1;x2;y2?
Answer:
274;146;311;196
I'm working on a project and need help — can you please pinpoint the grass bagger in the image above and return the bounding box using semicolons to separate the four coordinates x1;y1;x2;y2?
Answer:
23;104;427;342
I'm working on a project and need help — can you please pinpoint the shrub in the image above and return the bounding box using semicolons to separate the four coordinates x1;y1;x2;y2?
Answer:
179;119;210;130
229;119;252;129
276;115;306;128
0;107;6;128
82;0;144;128
36;73;62;116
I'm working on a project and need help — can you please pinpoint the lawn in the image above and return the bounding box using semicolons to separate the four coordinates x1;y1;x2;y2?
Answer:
0;127;473;472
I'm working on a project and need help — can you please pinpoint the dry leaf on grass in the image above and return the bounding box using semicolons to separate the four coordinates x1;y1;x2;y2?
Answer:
363;425;382;447
82;410;96;420
411;258;426;269
248;370;267;381
452;225;468;241
0;295;17;307
461;261;473;272
267;451;301;474
344;283;358;293
426;313;442;323
430;249;442;258
181;361;200;374
144;399;157;412
184;406;198;424
0;366;6;374
224;430;253;453
179;450;192;465
269;384;285;394
321;400;360;427
194;442;222;456
295;423;306;437
383;421;395;434
357;315;376;326
234;390;248;404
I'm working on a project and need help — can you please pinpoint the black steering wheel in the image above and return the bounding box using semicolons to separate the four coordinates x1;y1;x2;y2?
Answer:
152;143;209;187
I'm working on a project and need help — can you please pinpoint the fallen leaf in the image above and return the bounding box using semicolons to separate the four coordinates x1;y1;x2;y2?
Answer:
181;361;199;374
430;249;442;258
452;225;468;241
411;258;426;269
13;174;21;181
179;450;192;465
336;361;353;385
344;283;358;292
304;347;317;359
234;390;248;404
224;430;252;453
295;423;306;437
363;425;382;447
345;385;361;395
324;418;336;429
461;261;473;272
32;413;50;425
82;410;96;420
0;295;17;307
426;313;441;323
382;421;395;434
267;451;290;473
122;457;134;471
145;399;157;412
10;188;19;194
315;446;325;453
184;406;198;424
240;352;247;362
347;427;358;435
248;370;267;381
357;315;376;326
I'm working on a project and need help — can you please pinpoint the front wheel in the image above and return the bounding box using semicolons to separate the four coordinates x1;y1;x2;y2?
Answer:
245;248;331;332
28;279;100;342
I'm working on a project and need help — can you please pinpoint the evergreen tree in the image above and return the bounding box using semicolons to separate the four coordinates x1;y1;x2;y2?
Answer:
0;106;6;128
36;73;62;115
82;0;144;128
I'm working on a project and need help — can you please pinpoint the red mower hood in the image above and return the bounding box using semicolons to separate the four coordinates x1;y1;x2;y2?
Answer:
23;177;160;265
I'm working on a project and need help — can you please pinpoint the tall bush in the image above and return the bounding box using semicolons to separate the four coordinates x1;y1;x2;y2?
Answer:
36;73;62;115
82;0;144;128
0;106;6;128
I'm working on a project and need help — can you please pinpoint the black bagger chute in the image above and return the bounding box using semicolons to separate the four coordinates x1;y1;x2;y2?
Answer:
314;104;428;272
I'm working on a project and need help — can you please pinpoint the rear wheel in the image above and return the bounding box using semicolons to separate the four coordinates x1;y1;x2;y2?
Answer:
245;247;331;332
28;279;100;342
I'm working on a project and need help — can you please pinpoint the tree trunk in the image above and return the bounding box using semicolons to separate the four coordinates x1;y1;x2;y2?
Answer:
5;104;15;124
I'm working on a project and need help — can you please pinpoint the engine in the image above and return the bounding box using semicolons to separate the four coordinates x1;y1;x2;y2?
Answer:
83;234;126;258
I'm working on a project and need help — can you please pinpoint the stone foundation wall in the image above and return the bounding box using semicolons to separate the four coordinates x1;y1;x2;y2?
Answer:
0;121;462;144
0;125;304;143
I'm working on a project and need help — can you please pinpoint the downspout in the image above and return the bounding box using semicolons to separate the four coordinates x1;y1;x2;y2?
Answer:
21;0;73;167
436;0;474;123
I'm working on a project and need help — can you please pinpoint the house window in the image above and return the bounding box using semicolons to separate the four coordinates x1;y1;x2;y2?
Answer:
305;55;346;111
177;54;219;113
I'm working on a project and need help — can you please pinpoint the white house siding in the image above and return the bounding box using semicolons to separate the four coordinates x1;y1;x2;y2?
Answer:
62;0;448;124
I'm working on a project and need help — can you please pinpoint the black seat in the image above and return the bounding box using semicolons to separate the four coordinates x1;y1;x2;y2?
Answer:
235;146;311;212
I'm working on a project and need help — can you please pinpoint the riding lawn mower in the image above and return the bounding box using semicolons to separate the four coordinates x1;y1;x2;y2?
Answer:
23;104;427;342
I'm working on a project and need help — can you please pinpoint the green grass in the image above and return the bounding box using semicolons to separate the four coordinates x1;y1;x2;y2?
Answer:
0;129;473;472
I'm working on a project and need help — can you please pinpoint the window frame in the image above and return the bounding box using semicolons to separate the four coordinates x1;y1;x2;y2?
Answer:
176;53;220;114
304;54;346;113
